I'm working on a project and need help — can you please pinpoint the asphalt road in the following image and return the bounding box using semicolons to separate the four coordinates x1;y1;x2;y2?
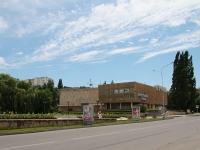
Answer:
0;116;200;150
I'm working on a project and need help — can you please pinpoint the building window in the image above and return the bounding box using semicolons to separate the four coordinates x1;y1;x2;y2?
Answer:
124;89;129;93
114;90;118;93
119;89;124;93
113;89;129;94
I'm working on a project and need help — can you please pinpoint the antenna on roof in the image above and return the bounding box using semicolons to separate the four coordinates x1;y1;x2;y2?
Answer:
87;79;93;88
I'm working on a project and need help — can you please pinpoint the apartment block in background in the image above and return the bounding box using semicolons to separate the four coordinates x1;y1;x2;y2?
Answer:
25;76;53;86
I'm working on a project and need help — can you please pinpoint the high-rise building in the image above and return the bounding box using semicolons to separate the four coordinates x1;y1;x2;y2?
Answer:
25;76;53;86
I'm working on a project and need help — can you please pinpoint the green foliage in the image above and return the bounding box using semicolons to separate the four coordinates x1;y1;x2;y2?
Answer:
135;104;147;113
111;80;114;84
58;79;63;89
80;86;90;89
169;51;197;111
0;74;59;114
196;88;200;105
0;113;55;119
47;80;54;92
17;81;31;90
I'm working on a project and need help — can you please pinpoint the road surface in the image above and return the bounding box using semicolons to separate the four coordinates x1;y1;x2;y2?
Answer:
0;116;200;150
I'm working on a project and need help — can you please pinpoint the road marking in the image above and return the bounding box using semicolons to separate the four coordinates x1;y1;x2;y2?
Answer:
1;118;200;149
0;141;55;150
73;119;200;140
73;131;121;140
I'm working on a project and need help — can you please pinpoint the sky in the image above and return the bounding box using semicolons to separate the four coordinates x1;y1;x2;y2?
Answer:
0;0;200;90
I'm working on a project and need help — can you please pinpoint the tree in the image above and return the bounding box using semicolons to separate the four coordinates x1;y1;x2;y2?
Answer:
111;80;114;84
196;88;200;106
58;79;63;89
17;81;31;90
0;73;59;114
167;89;174;109
47;80;54;92
80;86;90;89
169;51;197;111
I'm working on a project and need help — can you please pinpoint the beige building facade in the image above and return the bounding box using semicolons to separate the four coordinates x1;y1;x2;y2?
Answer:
58;88;99;111
98;82;168;109
58;82;168;111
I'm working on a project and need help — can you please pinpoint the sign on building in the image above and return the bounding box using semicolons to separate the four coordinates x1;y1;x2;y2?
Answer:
132;106;140;121
138;93;148;101
83;105;94;125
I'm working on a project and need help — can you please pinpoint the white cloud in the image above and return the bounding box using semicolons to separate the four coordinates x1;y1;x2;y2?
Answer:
68;50;104;62
136;30;200;63
193;20;200;25
0;57;8;68
36;65;51;68
31;0;200;62
15;11;67;37
17;52;23;55
0;16;8;32
139;38;148;42
129;42;134;45
71;10;76;14
0;57;6;64
136;44;197;64
1;0;200;67
90;60;108;64
150;38;158;45
106;47;140;55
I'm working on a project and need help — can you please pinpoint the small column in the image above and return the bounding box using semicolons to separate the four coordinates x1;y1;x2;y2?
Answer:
120;103;122;109
110;103;112;109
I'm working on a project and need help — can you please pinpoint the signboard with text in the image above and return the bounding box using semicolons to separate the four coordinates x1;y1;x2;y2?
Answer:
138;93;148;101
132;106;140;121
83;105;94;125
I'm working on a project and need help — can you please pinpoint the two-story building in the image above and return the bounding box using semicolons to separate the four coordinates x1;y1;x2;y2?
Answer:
58;82;167;111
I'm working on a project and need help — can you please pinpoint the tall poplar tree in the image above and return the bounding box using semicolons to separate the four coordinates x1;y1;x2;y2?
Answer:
57;79;63;89
169;51;197;111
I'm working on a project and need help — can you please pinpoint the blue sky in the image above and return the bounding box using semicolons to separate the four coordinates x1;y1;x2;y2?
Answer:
0;0;200;90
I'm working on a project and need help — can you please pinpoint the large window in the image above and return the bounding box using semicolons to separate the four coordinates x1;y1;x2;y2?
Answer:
113;90;118;93
124;89;129;93
119;89;124;93
113;89;129;94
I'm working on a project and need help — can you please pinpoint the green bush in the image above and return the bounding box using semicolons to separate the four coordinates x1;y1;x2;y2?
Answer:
0;114;55;119
135;104;147;113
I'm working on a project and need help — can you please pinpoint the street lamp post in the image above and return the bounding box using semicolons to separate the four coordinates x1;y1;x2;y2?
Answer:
153;62;173;120
96;99;99;112
43;101;46;114
67;101;70;115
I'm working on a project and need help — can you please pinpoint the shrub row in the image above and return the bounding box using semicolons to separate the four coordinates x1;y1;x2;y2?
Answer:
0;114;55;119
